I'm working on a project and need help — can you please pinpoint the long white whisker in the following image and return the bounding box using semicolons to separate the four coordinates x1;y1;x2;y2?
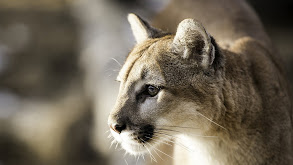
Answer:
110;139;116;149
146;145;157;162
124;159;129;165
108;134;113;139
155;129;218;138
124;151;128;158
115;142;119;150
156;125;200;130
154;132;195;152
196;111;227;130
145;141;164;161
147;135;173;146
111;57;122;67
154;147;174;160
136;154;140;165
146;139;175;160
140;138;157;163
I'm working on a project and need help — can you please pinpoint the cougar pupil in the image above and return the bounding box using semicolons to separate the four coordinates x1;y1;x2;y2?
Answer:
147;85;159;97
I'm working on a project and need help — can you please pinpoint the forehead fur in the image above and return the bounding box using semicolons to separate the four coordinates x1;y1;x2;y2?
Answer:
118;35;173;82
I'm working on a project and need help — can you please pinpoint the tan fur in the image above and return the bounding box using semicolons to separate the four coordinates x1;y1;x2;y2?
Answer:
108;0;292;164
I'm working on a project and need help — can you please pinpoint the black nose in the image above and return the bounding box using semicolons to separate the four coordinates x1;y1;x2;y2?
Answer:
110;123;126;134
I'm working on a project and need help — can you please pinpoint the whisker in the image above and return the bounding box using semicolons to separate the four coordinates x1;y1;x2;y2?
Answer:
105;69;120;73
154;147;175;160
124;151;128;158
195;111;227;130
124;159;129;165
153;131;177;138
154;131;195;152
150;140;177;160
136;154;140;165
115;142;119;150
140;138;157;163
148;148;156;163
110;139;116;149
107;134;113;139
146;142;164;161
147;135;173;146
155;129;218;138
156;128;182;133
111;57;122;67
156;125;200;130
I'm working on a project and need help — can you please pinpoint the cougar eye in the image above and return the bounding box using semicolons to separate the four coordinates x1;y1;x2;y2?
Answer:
136;85;161;101
147;85;160;97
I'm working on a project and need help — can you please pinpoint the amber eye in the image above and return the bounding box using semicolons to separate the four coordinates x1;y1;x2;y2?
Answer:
147;85;160;97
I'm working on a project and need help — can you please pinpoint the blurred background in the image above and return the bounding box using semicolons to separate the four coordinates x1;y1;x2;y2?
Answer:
0;0;292;165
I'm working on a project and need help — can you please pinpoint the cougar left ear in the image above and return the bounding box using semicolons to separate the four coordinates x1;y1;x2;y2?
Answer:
172;19;215;68
127;13;162;44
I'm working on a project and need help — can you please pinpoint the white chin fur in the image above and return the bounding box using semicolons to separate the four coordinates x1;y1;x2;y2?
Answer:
121;142;149;155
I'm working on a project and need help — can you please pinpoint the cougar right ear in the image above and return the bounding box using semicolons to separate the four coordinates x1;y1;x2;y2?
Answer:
172;19;215;68
127;13;162;44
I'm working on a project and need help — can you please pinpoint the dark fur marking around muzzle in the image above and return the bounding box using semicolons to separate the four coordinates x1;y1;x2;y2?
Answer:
136;124;154;143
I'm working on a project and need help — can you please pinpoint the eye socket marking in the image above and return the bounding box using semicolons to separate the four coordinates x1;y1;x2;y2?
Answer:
136;85;162;101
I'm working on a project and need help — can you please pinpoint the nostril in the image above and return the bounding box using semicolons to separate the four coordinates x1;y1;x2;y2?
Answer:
110;124;126;134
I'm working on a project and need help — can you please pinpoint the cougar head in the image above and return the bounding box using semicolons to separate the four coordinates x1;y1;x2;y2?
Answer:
108;13;224;155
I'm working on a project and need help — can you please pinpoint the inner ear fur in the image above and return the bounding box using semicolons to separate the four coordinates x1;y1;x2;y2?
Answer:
172;19;215;68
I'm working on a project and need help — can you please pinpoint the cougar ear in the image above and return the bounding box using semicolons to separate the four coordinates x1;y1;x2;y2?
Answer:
172;19;215;68
127;13;162;44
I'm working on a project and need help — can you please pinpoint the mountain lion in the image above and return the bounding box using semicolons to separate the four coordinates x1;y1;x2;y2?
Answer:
108;0;292;164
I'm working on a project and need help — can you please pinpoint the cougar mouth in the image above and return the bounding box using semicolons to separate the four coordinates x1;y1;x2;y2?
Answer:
111;124;157;155
136;124;155;144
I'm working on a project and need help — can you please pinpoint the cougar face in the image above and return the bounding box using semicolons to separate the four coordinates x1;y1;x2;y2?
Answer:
108;14;224;155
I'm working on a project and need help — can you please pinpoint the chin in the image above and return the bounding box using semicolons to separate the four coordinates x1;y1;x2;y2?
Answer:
121;142;150;155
